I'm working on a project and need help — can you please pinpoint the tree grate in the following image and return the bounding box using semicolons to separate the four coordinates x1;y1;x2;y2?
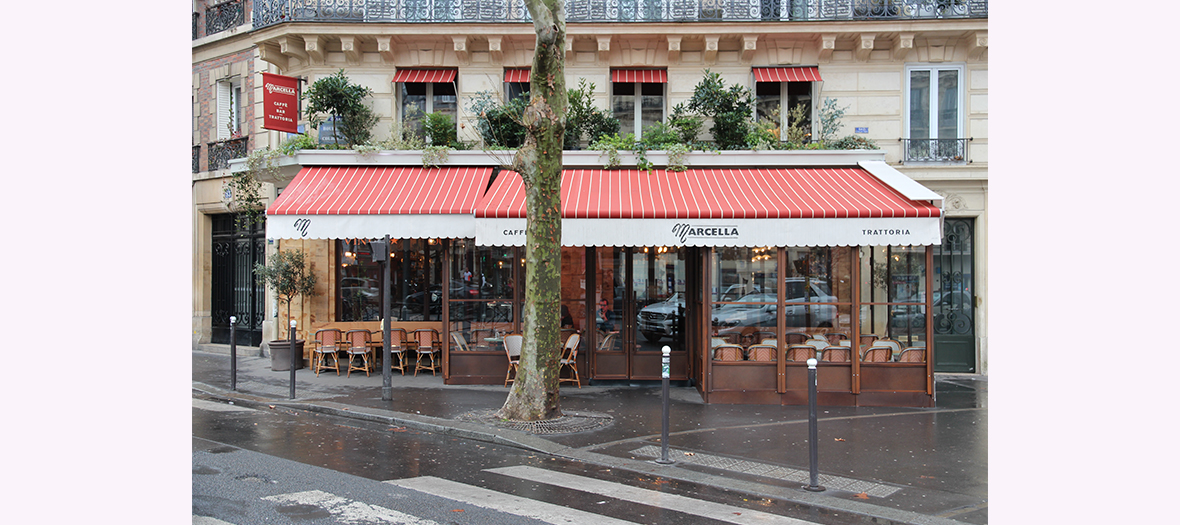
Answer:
458;409;614;435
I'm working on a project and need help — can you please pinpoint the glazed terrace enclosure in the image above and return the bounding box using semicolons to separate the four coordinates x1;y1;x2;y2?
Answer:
253;0;987;26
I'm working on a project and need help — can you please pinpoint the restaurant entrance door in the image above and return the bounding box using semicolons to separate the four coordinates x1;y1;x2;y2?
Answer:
591;247;691;381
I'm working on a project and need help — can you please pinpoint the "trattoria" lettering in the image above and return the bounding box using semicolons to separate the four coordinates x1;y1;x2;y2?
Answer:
862;229;911;235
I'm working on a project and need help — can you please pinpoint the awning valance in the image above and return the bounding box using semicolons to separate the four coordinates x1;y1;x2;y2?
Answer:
265;166;492;240
611;69;667;83
753;66;823;82
392;68;457;83
504;68;530;83
475;168;941;247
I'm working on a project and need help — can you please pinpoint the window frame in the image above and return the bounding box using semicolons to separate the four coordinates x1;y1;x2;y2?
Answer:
904;63;964;141
754;79;817;142
611;80;665;138
397;80;458;140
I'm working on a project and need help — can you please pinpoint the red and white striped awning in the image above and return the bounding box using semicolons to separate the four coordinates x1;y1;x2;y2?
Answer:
753;67;823;83
266;166;492;240
391;68;457;83
475;167;941;247
611;69;668;83
504;68;530;83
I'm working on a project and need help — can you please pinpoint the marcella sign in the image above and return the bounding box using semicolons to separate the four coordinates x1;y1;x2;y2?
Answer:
262;72;299;134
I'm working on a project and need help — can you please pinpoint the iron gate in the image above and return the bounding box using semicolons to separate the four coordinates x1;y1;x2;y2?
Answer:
211;214;266;346
932;218;975;372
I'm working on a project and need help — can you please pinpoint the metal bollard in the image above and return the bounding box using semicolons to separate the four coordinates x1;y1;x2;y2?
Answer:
289;320;297;400
805;358;825;492
656;346;674;465
229;316;237;391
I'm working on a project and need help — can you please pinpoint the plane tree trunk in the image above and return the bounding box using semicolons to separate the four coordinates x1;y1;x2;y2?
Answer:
495;0;567;421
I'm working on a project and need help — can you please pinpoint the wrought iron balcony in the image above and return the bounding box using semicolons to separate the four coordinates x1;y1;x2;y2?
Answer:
206;0;247;37
208;137;249;171
252;0;985;28
194;145;202;174
899;138;971;163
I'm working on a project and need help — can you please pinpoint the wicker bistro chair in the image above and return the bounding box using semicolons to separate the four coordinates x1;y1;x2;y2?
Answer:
450;331;490;353
558;332;583;388
711;337;744;361
897;347;926;363
413;328;441;376
786;344;816;362
344;329;373;377
312;329;342;376
746;340;777;362
862;346;892;363
783;332;811;345
875;338;903;360
823;332;849;346
503;333;523;386
383;328;409;375
821;347;852;362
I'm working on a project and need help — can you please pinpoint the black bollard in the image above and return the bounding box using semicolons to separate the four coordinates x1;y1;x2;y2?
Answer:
805;357;825;492
289;320;297;400
656;346;674;465
229;316;237;391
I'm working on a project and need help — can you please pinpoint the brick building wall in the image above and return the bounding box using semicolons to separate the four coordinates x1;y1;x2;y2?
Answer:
192;48;255;173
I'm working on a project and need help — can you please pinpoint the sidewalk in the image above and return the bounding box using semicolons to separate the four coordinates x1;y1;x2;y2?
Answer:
192;348;987;525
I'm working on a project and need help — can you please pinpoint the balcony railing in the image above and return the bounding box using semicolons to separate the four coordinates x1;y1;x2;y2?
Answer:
194;145;202;173
252;0;985;28
206;0;247;37
208;137;249;171
900;138;971;163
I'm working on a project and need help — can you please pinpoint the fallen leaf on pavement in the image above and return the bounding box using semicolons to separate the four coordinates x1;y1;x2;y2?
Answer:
834;438;846;442
853;492;869;500
451;509;464;512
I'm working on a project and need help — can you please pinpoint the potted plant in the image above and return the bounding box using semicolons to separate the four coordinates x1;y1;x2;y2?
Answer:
254;248;319;371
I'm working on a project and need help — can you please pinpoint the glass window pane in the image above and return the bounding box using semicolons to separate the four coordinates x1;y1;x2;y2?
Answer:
612;95;635;137
909;70;930;139
755;82;781;129
401;83;427;139
433;82;457;118
640;94;664;135
937;70;959;139
337;240;381;322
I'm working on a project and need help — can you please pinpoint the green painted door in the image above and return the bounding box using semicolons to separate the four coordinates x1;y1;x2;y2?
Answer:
933;218;976;372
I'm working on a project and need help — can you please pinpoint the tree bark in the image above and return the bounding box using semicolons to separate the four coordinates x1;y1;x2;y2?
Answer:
495;0;567;421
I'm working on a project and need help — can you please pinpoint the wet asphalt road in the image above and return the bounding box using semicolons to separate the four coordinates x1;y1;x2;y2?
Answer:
193;396;893;524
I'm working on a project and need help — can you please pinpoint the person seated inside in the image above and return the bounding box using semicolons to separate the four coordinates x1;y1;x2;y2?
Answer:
561;305;575;329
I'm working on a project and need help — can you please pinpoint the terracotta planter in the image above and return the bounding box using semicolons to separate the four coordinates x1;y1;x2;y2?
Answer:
270;340;305;371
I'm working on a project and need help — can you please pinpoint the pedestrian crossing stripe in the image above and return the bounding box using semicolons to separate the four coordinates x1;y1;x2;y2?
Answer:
629;445;900;498
385;476;636;525
262;490;443;524
487;465;819;524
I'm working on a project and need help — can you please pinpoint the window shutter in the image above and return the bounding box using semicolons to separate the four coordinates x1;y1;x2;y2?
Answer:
217;81;231;141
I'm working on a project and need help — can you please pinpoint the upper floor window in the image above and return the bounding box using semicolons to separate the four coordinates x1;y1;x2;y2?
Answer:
905;64;965;162
216;78;242;140
611;69;666;138
394;69;458;141
504;68;530;104
753;67;822;142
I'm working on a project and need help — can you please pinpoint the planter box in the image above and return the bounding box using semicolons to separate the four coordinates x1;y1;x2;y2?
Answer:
270;340;305;371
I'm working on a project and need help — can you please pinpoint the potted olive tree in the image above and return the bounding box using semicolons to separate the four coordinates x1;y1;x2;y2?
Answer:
254;249;319;371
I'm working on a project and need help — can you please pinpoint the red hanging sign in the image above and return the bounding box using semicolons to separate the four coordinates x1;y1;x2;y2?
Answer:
262;72;300;134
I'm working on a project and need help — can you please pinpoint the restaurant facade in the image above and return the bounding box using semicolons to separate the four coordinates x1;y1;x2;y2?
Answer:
193;1;988;402
243;148;944;406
